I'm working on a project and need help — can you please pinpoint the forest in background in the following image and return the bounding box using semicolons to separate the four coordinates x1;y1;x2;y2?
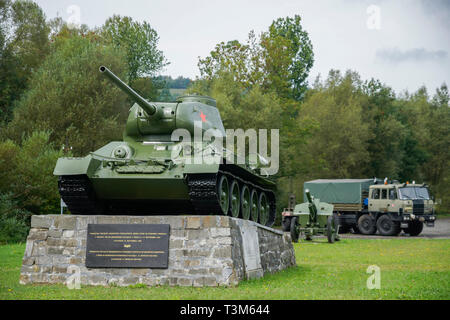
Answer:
0;0;448;242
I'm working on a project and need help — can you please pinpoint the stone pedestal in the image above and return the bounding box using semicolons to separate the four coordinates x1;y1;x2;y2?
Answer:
20;215;296;287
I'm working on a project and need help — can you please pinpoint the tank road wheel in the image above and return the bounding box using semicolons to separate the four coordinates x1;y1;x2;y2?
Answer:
327;215;338;243
377;215;401;236
358;214;377;235
258;192;270;226
290;217;300;243
218;175;230;215
404;220;424;237
250;189;259;222
240;185;251;220
229;180;240;218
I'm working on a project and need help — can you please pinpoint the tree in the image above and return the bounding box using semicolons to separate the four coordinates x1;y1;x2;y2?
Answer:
264;15;314;101
197;15;314;101
0;131;64;215
362;79;408;178
298;70;372;178
101;15;168;83
419;84;450;213
0;0;50;123
2;33;129;156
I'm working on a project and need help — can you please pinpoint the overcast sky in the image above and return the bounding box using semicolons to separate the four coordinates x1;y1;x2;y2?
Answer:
34;0;449;94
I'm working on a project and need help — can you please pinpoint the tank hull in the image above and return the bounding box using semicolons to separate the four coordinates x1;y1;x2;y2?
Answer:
55;142;277;226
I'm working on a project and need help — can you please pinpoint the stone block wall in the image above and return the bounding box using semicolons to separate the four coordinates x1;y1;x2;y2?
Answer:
20;215;296;287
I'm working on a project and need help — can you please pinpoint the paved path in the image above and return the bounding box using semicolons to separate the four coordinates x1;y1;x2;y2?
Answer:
340;217;450;240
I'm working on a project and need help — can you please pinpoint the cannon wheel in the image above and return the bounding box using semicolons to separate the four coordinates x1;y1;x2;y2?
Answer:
327;215;338;243
290;217;300;243
282;217;291;232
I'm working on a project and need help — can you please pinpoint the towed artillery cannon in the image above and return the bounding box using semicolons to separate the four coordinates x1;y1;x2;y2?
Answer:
53;66;277;226
290;190;339;243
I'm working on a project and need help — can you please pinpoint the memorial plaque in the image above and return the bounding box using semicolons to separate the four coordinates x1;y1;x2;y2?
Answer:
86;224;170;268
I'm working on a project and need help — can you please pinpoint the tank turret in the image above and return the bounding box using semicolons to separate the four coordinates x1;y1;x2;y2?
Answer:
100;66;224;141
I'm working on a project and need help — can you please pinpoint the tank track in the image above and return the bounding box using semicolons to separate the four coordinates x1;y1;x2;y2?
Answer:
187;173;223;215
58;175;103;215
187;170;276;227
59;171;276;227
59;175;194;215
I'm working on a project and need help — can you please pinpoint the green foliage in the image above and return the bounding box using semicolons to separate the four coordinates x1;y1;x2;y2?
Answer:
2;33;129;156
299;70;371;178
158;88;174;102
0;0;50;123
154;75;192;101
197;15;314;102
131;77;161;100
417;84;450;213
0;193;32;244
167;76;192;89
101;15;168;82
0;131;64;215
265;15;314;100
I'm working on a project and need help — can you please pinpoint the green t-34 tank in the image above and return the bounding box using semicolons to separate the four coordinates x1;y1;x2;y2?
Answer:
53;66;276;226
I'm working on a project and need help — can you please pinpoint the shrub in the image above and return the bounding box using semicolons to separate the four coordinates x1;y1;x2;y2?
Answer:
0;193;32;244
0;131;64;215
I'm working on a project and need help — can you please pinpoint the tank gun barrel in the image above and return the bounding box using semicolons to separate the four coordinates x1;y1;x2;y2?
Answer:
99;66;156;116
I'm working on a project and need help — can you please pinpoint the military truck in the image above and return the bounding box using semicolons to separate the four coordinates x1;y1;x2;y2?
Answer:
282;179;436;236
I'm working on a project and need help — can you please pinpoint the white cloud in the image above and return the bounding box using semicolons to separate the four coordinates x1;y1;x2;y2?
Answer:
376;48;448;63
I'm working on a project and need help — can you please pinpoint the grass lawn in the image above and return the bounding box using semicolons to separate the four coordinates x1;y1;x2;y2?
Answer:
0;239;449;300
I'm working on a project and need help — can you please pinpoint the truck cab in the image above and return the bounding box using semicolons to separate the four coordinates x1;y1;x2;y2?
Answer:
367;183;436;235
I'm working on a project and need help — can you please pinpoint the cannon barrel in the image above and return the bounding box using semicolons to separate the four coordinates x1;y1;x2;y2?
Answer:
99;66;156;116
305;189;318;223
305;189;314;204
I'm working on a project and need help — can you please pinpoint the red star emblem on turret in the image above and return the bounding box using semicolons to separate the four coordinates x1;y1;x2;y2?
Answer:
200;111;207;123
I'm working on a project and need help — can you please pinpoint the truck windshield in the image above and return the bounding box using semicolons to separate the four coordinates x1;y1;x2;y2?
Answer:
398;187;430;200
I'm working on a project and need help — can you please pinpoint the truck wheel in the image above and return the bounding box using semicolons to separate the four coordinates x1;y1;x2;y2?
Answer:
282;217;291;232
377;215;401;236
357;214;377;235
327;215;337;243
404;221;424;236
290;217;300;243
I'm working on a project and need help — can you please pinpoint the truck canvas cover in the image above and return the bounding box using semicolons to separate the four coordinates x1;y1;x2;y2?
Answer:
303;179;376;204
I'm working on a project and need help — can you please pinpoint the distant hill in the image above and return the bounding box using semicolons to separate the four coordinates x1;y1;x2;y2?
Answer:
155;75;192;101
154;75;192;89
